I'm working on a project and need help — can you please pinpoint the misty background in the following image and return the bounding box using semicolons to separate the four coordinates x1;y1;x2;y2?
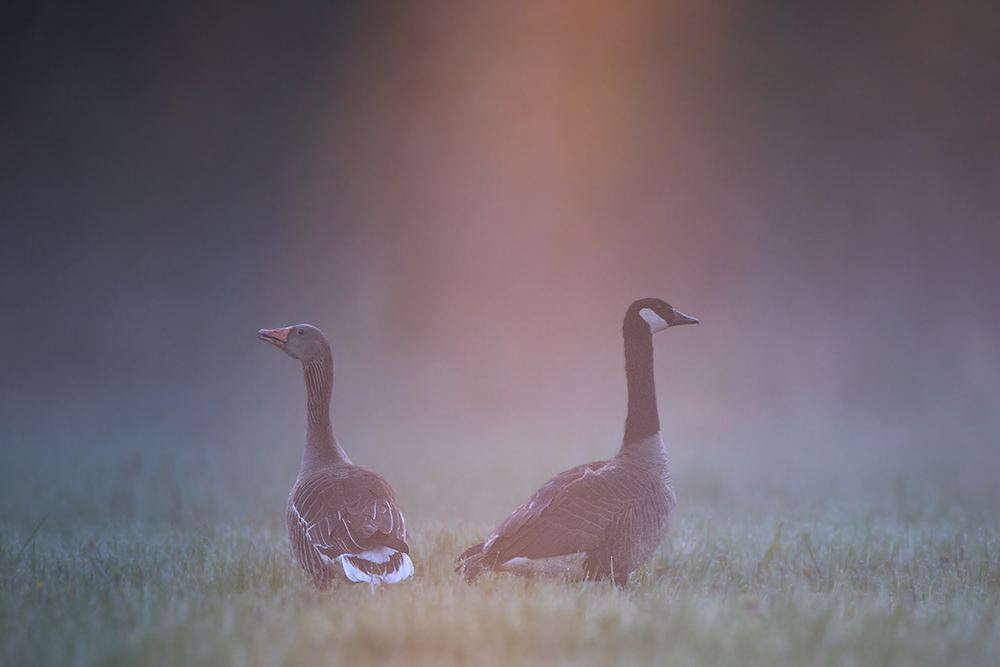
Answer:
2;2;998;534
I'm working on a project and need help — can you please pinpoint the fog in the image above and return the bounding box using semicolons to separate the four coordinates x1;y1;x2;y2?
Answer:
2;2;998;533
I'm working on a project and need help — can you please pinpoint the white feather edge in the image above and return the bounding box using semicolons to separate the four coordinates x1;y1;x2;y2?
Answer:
291;501;414;584
326;549;415;584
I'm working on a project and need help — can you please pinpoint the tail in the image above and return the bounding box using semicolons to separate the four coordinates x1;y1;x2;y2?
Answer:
339;549;414;584
457;542;486;563
454;542;497;581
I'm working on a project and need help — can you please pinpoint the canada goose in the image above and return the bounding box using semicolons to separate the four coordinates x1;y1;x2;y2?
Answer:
259;324;413;588
455;298;697;587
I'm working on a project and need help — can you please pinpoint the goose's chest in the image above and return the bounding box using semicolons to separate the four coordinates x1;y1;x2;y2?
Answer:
612;468;676;564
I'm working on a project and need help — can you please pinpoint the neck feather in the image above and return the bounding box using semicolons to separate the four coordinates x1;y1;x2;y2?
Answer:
622;323;661;446
301;349;350;471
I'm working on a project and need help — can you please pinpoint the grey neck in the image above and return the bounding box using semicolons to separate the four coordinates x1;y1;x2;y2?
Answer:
300;350;351;473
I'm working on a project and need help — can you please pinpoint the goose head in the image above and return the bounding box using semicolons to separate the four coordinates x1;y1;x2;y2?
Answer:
258;324;330;362
626;298;698;334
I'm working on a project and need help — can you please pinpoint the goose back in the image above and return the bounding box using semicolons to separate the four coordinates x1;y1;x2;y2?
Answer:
459;434;675;585
287;463;412;587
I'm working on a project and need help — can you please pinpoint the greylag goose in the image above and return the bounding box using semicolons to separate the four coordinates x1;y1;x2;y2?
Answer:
455;298;697;587
259;324;413;587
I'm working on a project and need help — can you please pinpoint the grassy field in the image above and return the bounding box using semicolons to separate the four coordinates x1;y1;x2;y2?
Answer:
3;509;999;666
2;424;999;666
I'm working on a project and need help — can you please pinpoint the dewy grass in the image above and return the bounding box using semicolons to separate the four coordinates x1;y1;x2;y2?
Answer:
2;421;998;665
2;507;998;667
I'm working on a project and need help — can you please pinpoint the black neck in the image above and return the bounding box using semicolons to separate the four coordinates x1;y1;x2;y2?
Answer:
622;321;660;445
301;348;350;471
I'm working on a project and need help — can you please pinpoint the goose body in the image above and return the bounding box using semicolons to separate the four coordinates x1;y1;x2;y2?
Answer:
259;324;413;588
456;298;697;587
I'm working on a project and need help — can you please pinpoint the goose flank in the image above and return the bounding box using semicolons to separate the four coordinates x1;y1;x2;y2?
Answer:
259;324;414;588
455;298;697;587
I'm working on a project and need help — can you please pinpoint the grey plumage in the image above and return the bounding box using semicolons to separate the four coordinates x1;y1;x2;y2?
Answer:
260;323;413;588
287;464;410;589
457;435;674;586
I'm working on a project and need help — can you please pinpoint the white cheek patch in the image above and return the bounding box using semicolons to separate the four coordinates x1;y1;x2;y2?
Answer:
639;308;669;333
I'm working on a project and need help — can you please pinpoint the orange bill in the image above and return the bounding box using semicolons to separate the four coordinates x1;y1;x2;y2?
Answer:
258;327;291;349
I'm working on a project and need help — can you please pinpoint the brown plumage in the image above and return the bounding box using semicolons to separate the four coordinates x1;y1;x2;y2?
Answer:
259;324;413;588
456;298;697;587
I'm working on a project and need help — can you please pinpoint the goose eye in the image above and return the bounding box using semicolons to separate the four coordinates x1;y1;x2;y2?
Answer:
297;329;305;335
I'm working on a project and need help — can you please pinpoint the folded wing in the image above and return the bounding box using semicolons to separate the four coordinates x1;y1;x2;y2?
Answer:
289;465;412;584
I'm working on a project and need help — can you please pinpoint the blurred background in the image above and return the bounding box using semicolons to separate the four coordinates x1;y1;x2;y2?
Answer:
2;1;998;534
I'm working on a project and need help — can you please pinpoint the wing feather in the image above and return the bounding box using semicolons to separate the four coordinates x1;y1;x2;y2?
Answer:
483;461;625;563
481;459;654;563
290;465;409;563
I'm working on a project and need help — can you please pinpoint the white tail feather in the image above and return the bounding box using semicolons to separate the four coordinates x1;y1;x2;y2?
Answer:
337;550;414;584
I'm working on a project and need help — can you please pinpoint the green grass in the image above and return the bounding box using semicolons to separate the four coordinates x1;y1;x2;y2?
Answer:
3;506;999;666
2;420;999;665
